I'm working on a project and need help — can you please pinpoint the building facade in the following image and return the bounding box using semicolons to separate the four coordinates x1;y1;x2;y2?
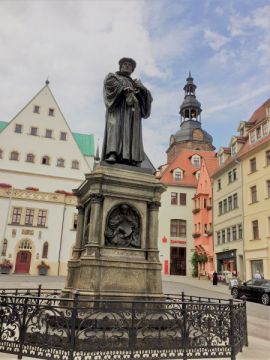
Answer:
0;82;95;275
192;157;218;277
158;73;216;276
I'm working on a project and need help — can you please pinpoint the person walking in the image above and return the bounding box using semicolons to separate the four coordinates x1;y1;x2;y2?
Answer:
213;271;218;286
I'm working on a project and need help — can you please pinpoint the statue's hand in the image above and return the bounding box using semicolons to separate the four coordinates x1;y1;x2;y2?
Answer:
134;79;145;90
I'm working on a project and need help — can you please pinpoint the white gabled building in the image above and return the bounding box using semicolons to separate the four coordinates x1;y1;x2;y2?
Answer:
0;81;95;275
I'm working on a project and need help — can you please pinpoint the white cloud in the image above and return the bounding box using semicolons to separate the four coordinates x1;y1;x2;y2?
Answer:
204;30;230;50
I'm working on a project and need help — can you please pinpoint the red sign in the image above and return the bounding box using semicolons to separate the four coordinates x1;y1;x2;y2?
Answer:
164;260;169;274
162;236;167;243
170;240;186;244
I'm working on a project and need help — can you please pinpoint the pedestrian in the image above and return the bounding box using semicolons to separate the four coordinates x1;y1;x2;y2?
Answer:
213;271;218;286
254;270;262;280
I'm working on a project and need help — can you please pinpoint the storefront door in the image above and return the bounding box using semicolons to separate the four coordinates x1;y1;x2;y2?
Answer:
15;251;31;273
170;247;186;275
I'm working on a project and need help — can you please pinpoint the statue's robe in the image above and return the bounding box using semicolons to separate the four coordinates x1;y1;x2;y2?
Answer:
101;71;152;165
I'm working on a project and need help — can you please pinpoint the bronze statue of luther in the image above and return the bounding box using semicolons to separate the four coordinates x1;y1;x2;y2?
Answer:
101;57;153;166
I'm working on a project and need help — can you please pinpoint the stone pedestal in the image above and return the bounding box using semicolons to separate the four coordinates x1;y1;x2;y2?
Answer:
62;163;166;301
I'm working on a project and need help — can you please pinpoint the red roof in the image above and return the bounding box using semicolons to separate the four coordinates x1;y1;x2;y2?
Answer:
159;150;217;187
237;132;270;159
247;98;270;125
204;157;219;177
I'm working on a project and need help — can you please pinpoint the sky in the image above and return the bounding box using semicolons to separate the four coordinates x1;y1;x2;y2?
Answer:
0;0;269;167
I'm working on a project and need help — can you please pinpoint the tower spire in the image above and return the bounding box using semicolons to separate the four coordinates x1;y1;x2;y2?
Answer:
179;72;202;124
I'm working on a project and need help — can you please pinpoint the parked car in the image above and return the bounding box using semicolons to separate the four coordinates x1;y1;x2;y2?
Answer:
231;279;270;305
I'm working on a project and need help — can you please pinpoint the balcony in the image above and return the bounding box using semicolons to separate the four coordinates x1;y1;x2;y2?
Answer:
206;205;212;210
192;208;200;214
192;232;201;238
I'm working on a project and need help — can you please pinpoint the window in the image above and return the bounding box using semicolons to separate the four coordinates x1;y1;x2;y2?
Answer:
266;150;270;166
218;201;222;215
204;224;207;234
30;127;38;136
60;132;67;141
12;229;16;237
180;193;186;205
26;153;35;163
25;208;34;225
250;131;255;143
171;192;178;205
228;196;232;211
233;193;238;208
250;158;256;173
203;199;207;208
1;239;7;256
256;126;261;140
15;124;22;133
222;230;225;243
42;242;48;258
170;219;186;237
223;199;227;213
71;160;79;169
228;171;232;183
250;186;257;203
56;158;65;167
73;214;78;230
12;207;22;224
192;155;201;167
37;210;47;227
262;122;268;136
232;226;237;240
48;108;55;116
33;105;40;113
174;170;182;181
233;168;237;181
252;220;259;239
0;149;3;159
45;129;52;138
41;156;50;165
227;228;231;242
218;179;221;190
217;231;221;245
10;151;19;161
267;180;270;198
231;143;237;156
238;224;243;239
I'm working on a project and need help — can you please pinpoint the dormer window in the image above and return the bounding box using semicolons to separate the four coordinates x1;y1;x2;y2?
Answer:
267;106;270;116
48;108;55;116
30;127;38;136
219;154;224;166
262;121;268;136
41;156;50;165
173;168;183;181
15;124;22;133
71;160;79;169
191;155;201;167
33;105;40;114
231;143;237;156
56;158;65;167
10;151;19;161
60;132;67;141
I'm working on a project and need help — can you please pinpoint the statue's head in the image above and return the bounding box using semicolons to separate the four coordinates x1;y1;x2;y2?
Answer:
119;57;136;75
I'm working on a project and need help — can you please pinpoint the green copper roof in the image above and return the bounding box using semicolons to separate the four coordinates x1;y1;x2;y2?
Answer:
72;132;95;156
0;121;8;132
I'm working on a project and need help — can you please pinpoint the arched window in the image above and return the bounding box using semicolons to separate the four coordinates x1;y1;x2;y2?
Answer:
1;239;7;256
71;160;79;169
56;158;65;167
19;239;32;250
26;153;35;163
0;149;3;159
42;242;48;258
41;156;50;165
10;151;19;161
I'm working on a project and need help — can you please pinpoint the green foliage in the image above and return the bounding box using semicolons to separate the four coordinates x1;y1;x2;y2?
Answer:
191;252;199;277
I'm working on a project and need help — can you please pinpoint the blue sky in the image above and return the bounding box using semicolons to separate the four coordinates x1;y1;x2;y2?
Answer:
0;0;269;166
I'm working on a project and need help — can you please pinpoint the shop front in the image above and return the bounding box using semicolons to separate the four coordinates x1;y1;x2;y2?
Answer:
216;250;237;273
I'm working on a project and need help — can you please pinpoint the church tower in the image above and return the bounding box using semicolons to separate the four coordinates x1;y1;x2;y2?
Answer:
167;73;215;163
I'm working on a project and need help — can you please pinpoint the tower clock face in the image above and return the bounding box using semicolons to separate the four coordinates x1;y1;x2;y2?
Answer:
193;129;203;140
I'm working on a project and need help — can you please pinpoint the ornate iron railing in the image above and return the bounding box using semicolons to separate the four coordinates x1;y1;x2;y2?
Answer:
0;288;248;360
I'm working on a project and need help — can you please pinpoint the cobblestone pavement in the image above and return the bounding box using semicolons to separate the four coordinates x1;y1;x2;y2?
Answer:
0;274;269;359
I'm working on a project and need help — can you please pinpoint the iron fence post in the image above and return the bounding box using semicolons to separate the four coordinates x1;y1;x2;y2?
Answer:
69;291;79;360
229;299;236;360
18;290;30;360
182;297;187;360
243;301;248;347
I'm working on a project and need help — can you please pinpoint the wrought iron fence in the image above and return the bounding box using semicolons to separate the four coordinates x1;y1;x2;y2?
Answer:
0;288;248;360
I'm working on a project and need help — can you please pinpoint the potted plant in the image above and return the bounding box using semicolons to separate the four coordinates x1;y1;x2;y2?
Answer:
0;259;13;274
37;261;50;276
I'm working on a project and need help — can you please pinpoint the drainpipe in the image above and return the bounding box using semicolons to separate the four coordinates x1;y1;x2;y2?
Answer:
1;187;13;260
57;203;66;276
